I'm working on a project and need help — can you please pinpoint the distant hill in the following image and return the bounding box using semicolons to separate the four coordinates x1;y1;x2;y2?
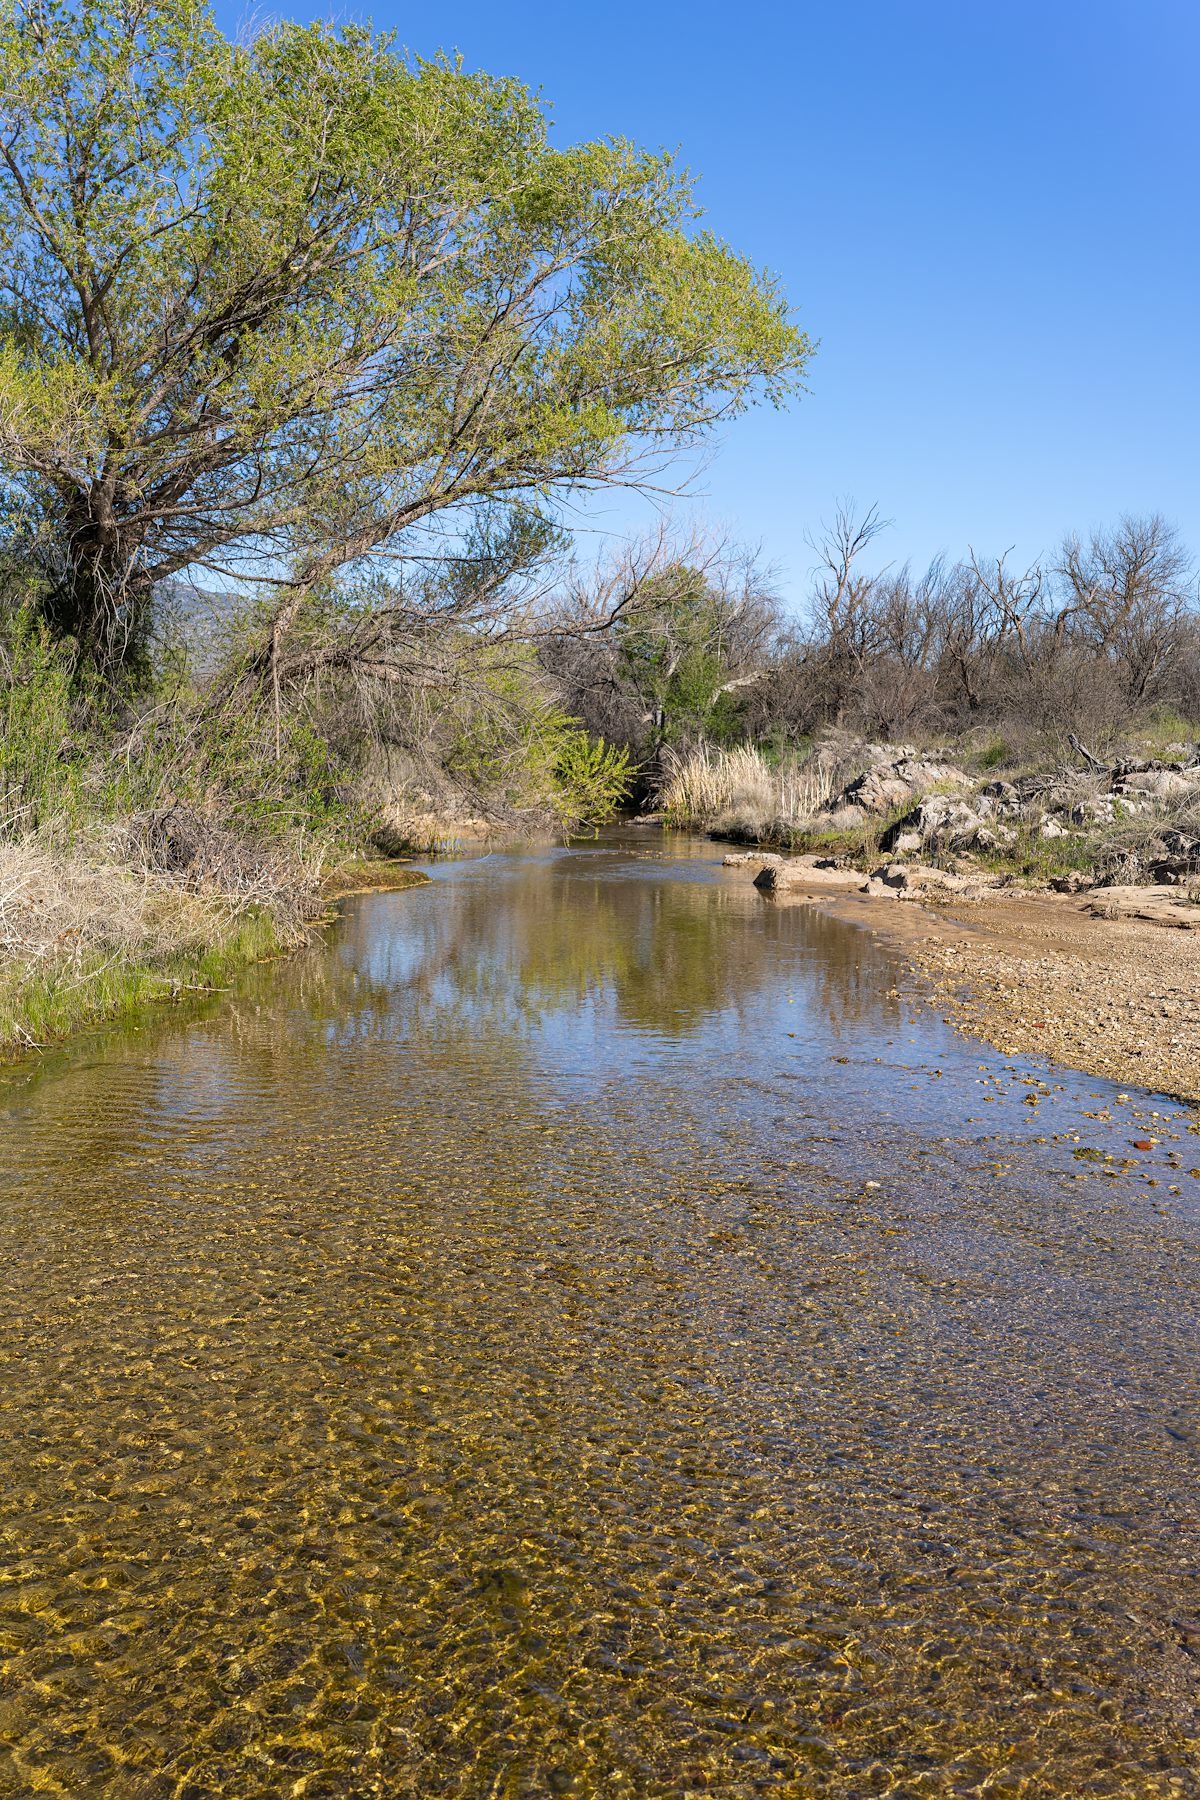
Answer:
154;580;255;676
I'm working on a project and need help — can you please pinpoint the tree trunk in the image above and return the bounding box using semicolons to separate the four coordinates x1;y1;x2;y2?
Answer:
43;511;154;682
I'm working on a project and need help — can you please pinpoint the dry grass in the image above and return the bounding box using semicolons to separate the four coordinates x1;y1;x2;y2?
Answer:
0;818;322;1055
1092;792;1200;886
656;743;847;837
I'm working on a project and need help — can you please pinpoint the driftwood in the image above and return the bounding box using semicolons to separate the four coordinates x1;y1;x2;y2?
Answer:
1068;732;1111;776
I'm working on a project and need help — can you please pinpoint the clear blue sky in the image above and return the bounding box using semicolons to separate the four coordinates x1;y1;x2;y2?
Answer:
218;0;1199;606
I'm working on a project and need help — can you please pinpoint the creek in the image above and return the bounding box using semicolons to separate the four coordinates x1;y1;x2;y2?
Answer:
0;829;1197;1796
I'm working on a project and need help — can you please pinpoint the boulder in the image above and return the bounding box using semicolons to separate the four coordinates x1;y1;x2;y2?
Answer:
753;856;869;894
970;824;1016;852
1114;769;1196;800
722;851;782;868
1084;886;1200;930
878;792;994;855
1050;871;1093;893
870;862;968;896
890;829;924;855
834;755;973;819
840;768;916;815
1069;795;1116;826
1146;830;1200;884
893;757;973;792
876;805;923;854
861;741;919;764
1160;828;1200;861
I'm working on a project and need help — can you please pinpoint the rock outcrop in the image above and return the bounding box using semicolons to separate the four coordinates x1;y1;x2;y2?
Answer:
727;735;1200;915
835;756;972;820
1084;886;1200;930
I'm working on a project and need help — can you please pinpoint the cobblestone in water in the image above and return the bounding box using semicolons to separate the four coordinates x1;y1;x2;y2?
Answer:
0;832;1196;1796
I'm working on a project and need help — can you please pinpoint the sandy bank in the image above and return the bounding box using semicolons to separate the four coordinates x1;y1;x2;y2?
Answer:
820;887;1200;1104
320;861;431;904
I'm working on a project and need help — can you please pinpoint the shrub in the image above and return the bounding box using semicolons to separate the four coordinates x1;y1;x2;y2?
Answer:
0;610;88;829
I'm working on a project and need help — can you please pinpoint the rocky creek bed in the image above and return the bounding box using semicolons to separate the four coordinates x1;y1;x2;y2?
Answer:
846;887;1200;1106
1;831;1199;1795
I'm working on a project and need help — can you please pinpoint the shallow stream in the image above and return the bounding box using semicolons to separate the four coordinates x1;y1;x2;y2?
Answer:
0;830;1197;1796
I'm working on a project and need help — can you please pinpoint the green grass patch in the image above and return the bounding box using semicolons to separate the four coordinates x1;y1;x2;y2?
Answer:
779;799;916;863
972;826;1100;884
1130;708;1200;757
0;908;284;1060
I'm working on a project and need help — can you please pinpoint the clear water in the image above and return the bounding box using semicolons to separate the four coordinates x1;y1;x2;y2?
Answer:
0;831;1197;1796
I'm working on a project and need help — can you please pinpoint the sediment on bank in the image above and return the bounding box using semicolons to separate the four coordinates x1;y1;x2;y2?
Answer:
689;731;1200;1107
828;885;1200;1106
320;861;431;903
721;831;1200;1103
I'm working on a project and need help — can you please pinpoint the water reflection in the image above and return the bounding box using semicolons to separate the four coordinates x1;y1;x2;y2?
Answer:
0;830;1196;1796
324;838;910;1056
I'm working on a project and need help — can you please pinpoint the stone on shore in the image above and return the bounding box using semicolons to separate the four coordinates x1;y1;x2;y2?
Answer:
871;862;969;896
1084;886;1200;930
753;856;868;894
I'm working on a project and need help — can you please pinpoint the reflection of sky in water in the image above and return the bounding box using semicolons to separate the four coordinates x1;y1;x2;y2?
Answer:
0;830;1196;1796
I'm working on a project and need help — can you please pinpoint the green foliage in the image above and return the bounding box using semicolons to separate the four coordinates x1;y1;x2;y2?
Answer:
442;649;631;828
754;729;814;768
616;562;757;751
182;709;353;840
0;591;359;850
975;738;1012;771
972;825;1099;883
1135;707;1200;754
784;798;915;862
552;728;633;830
0;0;810;674
0;609;89;825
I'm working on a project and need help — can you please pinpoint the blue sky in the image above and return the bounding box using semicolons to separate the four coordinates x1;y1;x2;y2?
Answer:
218;0;1199;608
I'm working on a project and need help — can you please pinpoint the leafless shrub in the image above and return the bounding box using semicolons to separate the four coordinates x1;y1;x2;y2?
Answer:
757;507;1200;750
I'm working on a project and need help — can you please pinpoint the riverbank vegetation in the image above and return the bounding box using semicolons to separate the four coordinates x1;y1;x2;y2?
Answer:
551;506;1200;893
0;0;808;1052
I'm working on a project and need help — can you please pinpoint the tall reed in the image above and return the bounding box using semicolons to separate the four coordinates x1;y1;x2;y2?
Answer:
656;743;839;832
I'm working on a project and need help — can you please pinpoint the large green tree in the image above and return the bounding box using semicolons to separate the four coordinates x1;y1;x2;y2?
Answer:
0;0;810;676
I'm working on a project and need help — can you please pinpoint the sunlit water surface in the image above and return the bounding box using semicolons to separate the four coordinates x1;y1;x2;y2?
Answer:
0;831;1198;1797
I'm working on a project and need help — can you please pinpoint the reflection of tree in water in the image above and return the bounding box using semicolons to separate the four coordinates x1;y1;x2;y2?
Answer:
322;856;911;1044
2;849;913;1192
777;904;910;1042
362;867;750;1038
